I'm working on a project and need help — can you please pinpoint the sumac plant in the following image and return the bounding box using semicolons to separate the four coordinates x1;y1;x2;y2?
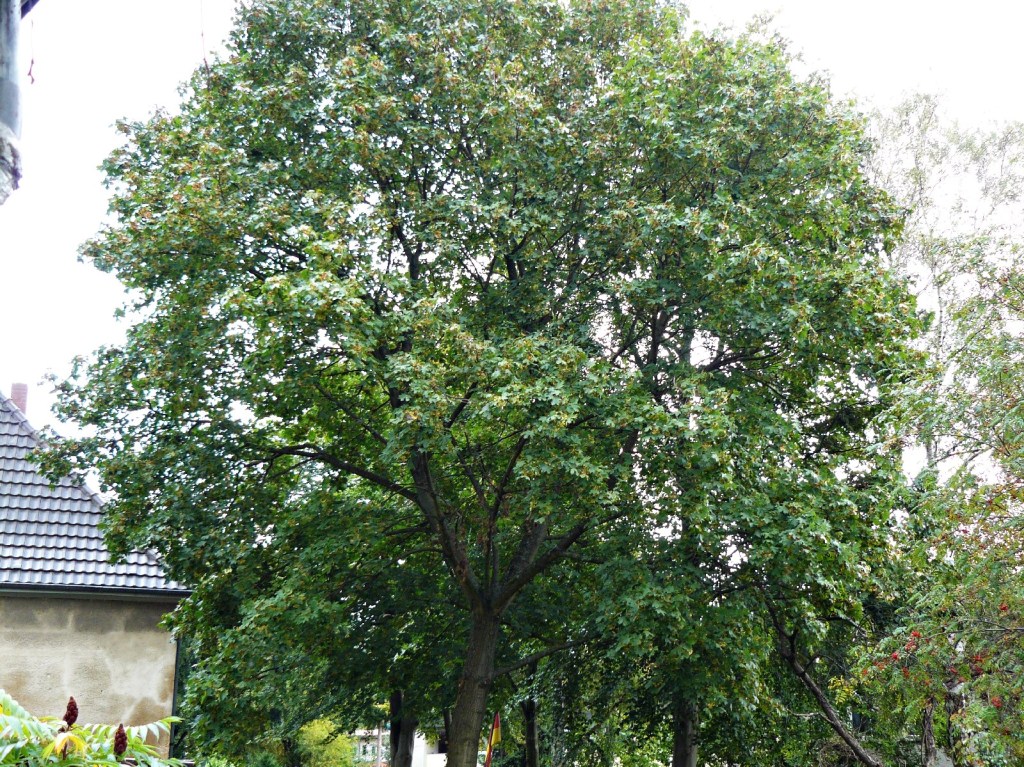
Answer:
0;689;180;766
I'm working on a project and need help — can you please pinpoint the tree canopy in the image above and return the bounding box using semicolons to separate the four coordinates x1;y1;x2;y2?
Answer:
52;1;920;765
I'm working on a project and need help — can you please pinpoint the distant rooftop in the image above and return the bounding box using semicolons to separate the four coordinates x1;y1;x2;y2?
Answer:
0;392;187;597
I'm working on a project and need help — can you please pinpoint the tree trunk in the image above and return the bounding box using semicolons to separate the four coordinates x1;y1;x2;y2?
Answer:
441;709;452;754
921;696;936;767
447;614;502;767
521;697;539;767
390;691;419;767
944;682;966;767
671;700;699;767
281;736;302;767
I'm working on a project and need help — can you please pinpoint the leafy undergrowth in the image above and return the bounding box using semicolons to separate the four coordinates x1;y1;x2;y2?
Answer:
0;689;181;766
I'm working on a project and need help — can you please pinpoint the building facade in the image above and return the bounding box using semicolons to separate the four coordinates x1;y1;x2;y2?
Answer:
0;388;187;737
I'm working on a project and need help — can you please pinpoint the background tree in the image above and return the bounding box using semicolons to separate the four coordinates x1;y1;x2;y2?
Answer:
831;97;1024;767
50;1;919;765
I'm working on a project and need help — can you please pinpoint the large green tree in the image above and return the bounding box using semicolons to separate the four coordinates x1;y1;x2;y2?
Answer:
52;1;918;765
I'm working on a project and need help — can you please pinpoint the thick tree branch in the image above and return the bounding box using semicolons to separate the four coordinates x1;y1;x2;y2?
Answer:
496;518;588;612
493;639;588;678
445;382;478;429
314;383;389;446
410;451;485;612
491;435;528;518
766;602;882;767
496;425;642;609
267;443;417;502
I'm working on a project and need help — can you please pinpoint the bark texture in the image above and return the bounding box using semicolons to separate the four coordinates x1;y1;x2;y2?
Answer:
944;682;966;767
390;691;418;767
922;697;936;767
446;615;502;767
521;697;539;767
671;701;699;767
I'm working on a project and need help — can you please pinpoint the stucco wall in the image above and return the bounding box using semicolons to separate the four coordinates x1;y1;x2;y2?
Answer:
0;594;178;740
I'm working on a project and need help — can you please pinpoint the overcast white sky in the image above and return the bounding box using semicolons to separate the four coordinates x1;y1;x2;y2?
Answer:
2;0;1023;426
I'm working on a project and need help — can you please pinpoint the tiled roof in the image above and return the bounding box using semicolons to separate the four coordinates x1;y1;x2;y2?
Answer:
0;393;187;596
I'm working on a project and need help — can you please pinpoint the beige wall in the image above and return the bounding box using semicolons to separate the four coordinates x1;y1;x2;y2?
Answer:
0;594;178;741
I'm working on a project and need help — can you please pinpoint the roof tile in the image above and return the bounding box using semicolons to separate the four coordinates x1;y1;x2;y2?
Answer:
0;393;185;595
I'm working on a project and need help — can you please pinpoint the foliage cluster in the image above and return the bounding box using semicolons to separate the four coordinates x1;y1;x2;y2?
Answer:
0;690;179;767
197;719;355;767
